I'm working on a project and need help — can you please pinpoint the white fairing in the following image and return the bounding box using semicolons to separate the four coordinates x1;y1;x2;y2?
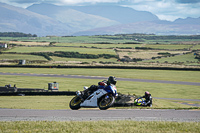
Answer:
110;85;117;95
80;89;107;107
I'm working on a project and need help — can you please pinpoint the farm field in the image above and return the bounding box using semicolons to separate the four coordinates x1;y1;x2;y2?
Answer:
56;43;142;49
0;34;199;67
142;53;197;64
8;41;50;46
0;54;46;61
145;44;194;49
4;47;116;55
1;34;200;43
117;49;189;59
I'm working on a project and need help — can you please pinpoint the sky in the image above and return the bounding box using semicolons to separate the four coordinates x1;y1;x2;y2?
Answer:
0;0;200;21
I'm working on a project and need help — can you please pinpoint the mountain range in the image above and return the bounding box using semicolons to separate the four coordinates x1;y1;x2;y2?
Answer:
0;2;199;36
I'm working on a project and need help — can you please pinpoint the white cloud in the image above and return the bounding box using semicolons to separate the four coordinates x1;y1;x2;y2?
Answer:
60;0;120;5
122;0;200;21
0;0;36;8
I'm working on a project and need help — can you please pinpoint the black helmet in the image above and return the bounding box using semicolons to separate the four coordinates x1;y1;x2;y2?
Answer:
145;91;150;96
108;76;117;85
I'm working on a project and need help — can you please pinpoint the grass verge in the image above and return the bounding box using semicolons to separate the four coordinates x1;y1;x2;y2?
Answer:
0;74;199;99
0;96;198;110
0;68;199;110
0;68;199;82
0;121;199;133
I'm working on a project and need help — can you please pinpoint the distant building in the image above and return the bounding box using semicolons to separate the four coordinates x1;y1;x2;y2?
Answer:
0;43;7;48
19;60;26;65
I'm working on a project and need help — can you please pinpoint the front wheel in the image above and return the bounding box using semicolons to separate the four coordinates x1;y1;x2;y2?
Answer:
98;95;115;110
69;96;82;110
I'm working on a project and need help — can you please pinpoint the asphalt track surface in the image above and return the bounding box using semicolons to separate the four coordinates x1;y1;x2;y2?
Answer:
0;108;199;122
1;72;200;86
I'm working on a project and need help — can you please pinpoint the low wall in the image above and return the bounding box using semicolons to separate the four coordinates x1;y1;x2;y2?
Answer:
0;91;76;96
0;65;199;71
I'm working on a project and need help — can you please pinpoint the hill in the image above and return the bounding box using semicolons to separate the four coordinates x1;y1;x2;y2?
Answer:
74;19;200;35
0;2;200;36
174;17;200;25
27;3;159;24
27;3;120;32
0;2;72;36
27;3;200;36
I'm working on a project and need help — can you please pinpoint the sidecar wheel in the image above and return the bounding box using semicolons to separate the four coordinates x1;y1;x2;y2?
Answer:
98;95;115;110
69;96;82;110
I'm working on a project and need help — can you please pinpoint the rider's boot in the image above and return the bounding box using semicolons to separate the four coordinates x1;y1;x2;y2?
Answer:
76;91;82;96
76;91;85;101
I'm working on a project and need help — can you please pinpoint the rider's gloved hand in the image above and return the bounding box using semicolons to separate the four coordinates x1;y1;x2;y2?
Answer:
98;82;106;86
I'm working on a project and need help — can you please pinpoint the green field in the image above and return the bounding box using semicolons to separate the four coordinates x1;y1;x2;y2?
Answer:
50;56;118;63
0;54;46;61
0;95;197;110
193;44;200;50
0;121;199;133
1;36;141;44
4;47;116;55
1;34;200;133
0;35;199;67
1;34;200;43
0;75;198;100
56;43;142;49
0;68;199;110
0;37;199;106
142;53;198;64
0;68;199;82
145;44;194;50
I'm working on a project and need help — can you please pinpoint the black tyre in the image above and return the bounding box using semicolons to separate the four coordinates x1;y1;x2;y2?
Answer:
98;95;115;110
69;96;82;110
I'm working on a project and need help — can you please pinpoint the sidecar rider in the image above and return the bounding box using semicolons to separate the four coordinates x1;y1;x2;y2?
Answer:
140;91;152;107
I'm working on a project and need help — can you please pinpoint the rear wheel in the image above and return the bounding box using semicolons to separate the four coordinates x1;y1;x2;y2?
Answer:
98;95;115;110
69;96;82;110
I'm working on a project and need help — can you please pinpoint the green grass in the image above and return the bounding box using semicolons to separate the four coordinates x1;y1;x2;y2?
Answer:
1;36;199;67
0;68;199;110
146;39;200;44
50;56;119;63
192;44;200;50
0;96;195;110
0;121;199;133
0;96;71;110
145;44;193;50
118;50;188;59
46;36;125;43
1;35;200;44
0;68;199;82
2;36;137;44
0;75;96;92
143;53;198;64
2;46;118;64
4;47;116;55
0;54;47;61
56;43;141;48
0;74;199;99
